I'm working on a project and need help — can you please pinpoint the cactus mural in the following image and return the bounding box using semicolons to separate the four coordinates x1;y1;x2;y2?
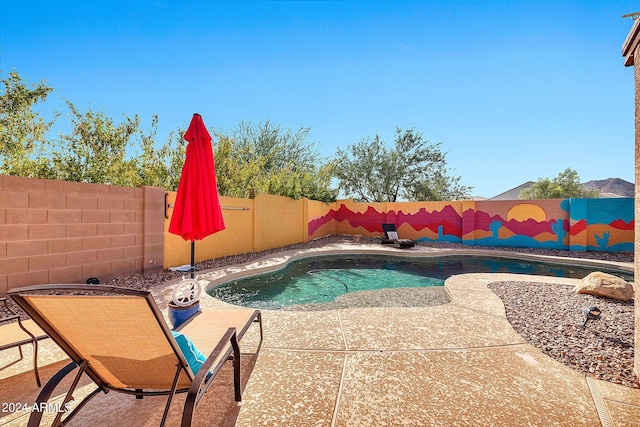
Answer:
594;231;610;249
489;220;502;238
551;218;567;244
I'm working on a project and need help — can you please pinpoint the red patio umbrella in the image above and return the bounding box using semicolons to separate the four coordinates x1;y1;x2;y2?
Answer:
169;113;225;278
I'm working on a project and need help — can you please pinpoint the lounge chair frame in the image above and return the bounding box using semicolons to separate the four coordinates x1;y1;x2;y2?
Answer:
0;297;49;387
8;284;262;427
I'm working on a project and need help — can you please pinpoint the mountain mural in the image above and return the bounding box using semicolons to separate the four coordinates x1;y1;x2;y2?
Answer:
306;198;634;253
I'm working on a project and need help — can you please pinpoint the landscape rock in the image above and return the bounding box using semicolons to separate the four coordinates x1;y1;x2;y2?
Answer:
490;280;637;389
573;272;634;301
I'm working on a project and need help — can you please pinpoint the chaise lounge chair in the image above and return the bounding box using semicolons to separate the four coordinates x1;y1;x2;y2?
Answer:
8;284;262;427
380;223;415;249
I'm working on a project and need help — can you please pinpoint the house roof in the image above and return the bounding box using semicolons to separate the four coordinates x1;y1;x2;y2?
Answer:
489;181;534;200
622;14;640;66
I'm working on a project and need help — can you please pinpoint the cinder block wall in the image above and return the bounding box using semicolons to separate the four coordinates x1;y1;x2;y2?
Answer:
0;175;164;295
253;193;305;252
163;193;255;268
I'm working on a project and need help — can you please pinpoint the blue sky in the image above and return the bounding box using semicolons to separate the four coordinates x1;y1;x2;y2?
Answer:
1;0;638;198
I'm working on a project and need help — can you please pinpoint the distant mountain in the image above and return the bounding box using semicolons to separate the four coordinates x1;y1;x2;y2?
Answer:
581;178;634;198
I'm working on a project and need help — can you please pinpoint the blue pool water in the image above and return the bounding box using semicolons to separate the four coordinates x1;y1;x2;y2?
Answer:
208;254;632;310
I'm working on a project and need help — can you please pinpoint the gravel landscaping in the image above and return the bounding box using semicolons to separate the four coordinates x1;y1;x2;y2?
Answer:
489;281;637;388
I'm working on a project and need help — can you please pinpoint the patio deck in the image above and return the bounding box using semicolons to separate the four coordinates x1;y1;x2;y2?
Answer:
2;244;640;426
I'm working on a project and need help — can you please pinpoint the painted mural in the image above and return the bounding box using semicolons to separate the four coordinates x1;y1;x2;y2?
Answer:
569;198;634;253
307;199;338;239
307;198;634;253
462;200;570;249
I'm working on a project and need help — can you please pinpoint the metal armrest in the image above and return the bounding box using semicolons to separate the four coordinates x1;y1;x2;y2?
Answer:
0;297;21;324
0;297;45;386
182;328;239;427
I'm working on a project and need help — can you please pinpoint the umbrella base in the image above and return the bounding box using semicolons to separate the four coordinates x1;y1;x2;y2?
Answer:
168;301;201;329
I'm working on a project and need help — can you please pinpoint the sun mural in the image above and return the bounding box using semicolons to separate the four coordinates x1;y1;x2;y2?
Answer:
506;203;547;222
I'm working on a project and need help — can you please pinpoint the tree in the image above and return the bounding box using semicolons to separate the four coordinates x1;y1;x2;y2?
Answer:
52;102;142;186
137;123;186;190
213;135;265;198
51;102;185;189
0;71;335;198
519;168;599;199
231;119;319;172
213;121;337;202
333;128;471;202
0;70;56;177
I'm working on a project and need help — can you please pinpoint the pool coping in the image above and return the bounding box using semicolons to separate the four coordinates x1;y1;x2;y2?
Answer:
150;242;634;311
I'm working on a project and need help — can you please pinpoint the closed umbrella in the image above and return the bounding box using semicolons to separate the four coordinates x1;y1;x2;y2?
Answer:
169;113;225;278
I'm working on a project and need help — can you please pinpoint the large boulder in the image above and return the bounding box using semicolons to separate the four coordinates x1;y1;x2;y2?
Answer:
573;272;634;301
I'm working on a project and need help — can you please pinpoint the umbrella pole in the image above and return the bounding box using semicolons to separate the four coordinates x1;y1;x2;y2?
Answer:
190;241;195;279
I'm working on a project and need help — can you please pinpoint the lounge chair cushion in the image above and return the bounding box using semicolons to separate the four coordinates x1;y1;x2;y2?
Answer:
171;330;206;375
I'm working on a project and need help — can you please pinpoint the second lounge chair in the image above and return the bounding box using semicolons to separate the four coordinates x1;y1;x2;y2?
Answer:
380;223;416;248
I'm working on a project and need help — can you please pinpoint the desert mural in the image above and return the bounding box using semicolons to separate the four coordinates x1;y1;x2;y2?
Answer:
307;198;634;253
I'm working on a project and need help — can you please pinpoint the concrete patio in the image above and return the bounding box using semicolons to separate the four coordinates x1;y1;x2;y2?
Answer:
2;245;640;426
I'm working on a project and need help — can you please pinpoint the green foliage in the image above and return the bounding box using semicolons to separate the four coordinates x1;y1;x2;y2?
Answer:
213;121;337;202
112;117;187;190
137;123;186;190
214;135;264;198
0;70;56;177
231;119;319;172
51;103;186;189
0;69;187;189
333;128;472;202
519;168;599;199
1;70;338;200
52;102;141;186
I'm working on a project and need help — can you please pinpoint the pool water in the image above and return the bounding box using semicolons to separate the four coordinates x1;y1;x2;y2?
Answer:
208;254;632;310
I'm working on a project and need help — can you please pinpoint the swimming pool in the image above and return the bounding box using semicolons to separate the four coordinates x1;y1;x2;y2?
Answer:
207;254;633;310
